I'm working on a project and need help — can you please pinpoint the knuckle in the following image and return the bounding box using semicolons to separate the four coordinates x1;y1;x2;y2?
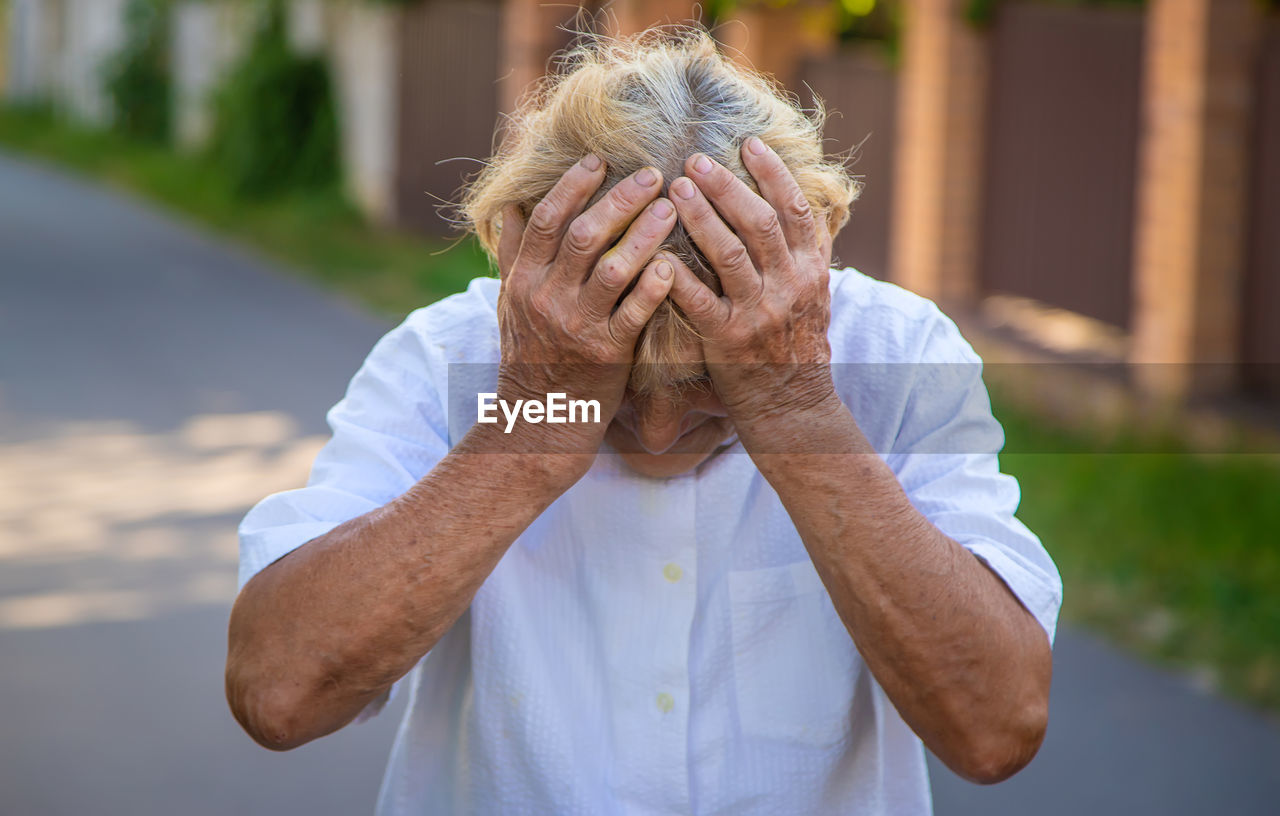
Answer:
689;288;720;317
721;241;751;271
528;289;555;317
611;305;640;335
752;207;781;238
611;182;643;210
595;255;629;290
761;299;788;325
786;193;813;223
640;208;673;237
564;314;587;337
563;216;598;257
526;200;559;238
501;278;529;308
706;167;733;194
603;183;648;220
678;203;709;232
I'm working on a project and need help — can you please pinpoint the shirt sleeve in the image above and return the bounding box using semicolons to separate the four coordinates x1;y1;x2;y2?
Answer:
236;312;451;716
886;309;1064;646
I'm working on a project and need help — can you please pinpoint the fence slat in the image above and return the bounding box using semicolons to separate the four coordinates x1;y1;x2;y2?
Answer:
396;0;502;236
980;3;1144;329
798;47;897;281
1244;15;1280;398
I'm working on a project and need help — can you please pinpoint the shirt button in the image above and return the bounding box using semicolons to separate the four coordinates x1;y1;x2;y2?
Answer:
662;563;682;583
655;692;675;714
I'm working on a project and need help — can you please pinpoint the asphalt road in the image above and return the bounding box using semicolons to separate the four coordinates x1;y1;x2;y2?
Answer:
2;151;1278;815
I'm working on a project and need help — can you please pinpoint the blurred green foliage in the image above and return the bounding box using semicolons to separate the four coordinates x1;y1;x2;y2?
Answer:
707;0;898;43
706;0;1150;39
102;0;171;143
996;403;1280;714
207;2;339;197
966;0;1146;27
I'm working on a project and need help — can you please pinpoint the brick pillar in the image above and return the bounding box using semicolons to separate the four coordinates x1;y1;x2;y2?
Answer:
889;0;987;304
605;0;703;36
499;0;565;115
1131;0;1263;400
718;1;838;92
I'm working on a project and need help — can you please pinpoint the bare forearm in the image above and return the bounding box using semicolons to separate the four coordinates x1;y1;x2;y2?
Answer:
739;399;1051;783
226;155;680;752
226;425;582;750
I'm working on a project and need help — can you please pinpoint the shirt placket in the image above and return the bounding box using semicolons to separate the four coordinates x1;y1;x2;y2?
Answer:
618;476;696;815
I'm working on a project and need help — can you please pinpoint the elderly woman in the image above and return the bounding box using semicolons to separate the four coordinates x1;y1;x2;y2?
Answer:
228;26;1061;816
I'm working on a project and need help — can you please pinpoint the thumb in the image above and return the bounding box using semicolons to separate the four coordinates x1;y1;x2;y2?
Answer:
497;205;524;282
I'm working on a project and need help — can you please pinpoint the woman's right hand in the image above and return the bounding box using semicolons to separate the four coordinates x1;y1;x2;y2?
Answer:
486;156;677;473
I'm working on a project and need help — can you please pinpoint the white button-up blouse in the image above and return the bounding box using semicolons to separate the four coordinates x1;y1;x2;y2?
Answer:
238;268;1063;815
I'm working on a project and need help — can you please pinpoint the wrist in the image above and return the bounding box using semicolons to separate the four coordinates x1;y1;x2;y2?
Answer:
721;361;837;428
459;419;598;488
734;388;865;456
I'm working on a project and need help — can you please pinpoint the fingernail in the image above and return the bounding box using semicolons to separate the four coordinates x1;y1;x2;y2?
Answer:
655;261;673;280
672;177;695;200
693;155;713;174
747;137;767;156
637;167;658;187
652;199;673;219
581;154;602;171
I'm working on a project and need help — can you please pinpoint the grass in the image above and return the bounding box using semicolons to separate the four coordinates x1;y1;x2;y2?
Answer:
0;105;488;322
994;397;1280;717
3;103;1277;719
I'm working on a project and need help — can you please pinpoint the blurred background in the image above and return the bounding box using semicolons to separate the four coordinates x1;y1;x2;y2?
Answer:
1;0;1278;813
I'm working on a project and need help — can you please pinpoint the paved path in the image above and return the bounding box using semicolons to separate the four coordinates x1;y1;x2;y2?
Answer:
2;151;1278;814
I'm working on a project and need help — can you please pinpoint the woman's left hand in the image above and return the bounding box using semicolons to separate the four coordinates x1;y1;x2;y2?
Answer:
662;138;842;438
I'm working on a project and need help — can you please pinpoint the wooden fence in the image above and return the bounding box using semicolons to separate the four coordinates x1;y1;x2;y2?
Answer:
978;2;1145;330
395;0;502;233
798;46;898;281
8;0;1275;404
1244;14;1280;399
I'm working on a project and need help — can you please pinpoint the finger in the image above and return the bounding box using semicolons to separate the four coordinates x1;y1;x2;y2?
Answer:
579;197;676;320
497;205;524;282
740;137;820;255
608;256;675;346
520;154;607;268
668;175;761;303
664;252;730;333
817;223;833;269
551;166;664;286
685;153;792;277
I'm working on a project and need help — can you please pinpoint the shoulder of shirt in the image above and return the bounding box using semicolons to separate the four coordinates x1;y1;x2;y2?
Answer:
395;276;501;366
828;266;981;365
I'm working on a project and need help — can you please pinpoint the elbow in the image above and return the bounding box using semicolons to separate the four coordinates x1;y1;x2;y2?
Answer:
225;582;323;752
225;652;317;752
953;694;1049;785
246;720;311;753
225;636;325;752
245;711;312;754
952;614;1054;785
226;671;312;752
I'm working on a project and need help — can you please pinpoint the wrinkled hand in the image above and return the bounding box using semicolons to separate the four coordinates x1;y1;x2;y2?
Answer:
492;156;676;465
661;138;840;433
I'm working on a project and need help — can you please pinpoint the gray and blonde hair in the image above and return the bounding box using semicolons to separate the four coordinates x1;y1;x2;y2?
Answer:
459;26;859;395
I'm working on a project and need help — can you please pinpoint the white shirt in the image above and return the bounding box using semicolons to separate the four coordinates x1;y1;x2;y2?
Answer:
238;268;1063;816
